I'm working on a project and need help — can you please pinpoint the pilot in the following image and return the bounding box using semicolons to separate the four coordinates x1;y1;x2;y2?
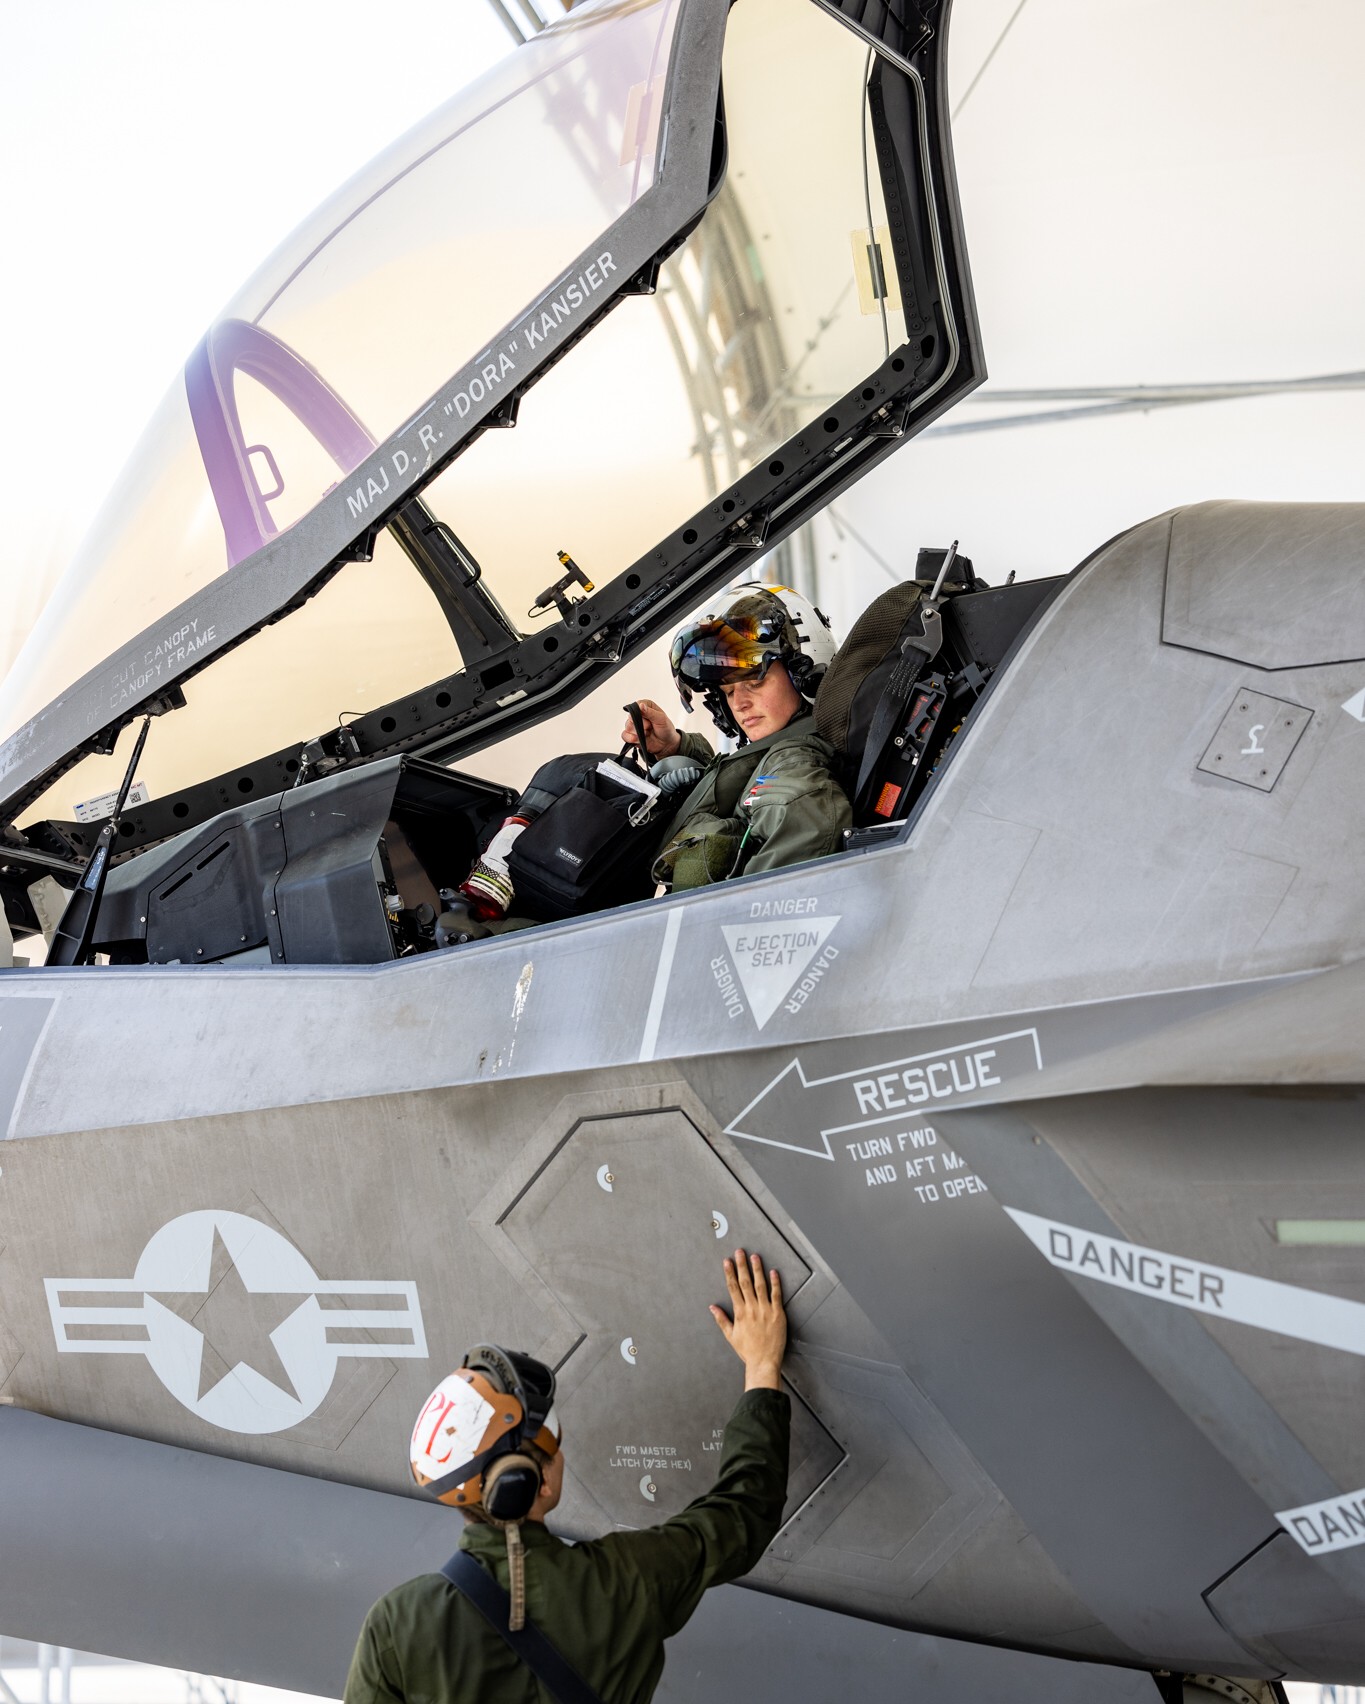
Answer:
452;585;850;929
630;583;851;891
343;1250;790;1704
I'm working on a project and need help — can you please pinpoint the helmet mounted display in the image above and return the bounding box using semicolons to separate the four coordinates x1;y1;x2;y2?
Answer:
670;585;836;740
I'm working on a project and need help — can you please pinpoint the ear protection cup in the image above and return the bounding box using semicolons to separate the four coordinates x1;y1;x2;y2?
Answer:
787;648;815;693
482;1452;543;1523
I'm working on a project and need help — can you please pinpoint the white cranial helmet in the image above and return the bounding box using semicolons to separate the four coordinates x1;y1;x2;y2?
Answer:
669;582;838;739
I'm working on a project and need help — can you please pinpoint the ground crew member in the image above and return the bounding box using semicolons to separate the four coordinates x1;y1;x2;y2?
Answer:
343;1249;790;1704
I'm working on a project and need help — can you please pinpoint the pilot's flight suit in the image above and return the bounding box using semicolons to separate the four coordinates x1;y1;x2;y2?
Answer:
343;1388;789;1704
653;711;851;891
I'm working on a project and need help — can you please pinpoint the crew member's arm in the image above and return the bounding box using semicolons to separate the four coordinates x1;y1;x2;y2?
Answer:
675;730;717;764
615;1250;790;1635
343;1599;405;1704
735;745;851;874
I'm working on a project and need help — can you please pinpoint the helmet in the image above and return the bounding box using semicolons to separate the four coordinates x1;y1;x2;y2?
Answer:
669;583;837;740
409;1343;560;1524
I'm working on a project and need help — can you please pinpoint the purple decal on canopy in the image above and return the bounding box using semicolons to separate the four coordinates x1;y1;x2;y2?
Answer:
185;320;376;568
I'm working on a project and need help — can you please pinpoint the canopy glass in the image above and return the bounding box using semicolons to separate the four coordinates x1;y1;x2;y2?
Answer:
7;0;910;829
0;0;680;754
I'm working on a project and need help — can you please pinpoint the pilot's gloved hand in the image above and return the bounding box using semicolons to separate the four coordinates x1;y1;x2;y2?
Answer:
649;753;705;797
622;698;682;760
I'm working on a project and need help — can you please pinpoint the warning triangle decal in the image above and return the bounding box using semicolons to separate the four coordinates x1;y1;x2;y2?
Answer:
721;915;841;1030
1342;687;1365;723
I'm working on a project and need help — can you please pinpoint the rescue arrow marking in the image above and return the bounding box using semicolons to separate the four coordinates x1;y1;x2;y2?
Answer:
723;1029;1043;1160
1006;1209;1365;1359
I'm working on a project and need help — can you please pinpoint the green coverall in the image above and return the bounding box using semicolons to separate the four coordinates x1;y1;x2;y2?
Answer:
343;1388;790;1704
653;712;851;891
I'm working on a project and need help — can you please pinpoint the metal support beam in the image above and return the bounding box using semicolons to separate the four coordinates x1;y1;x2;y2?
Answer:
926;369;1365;438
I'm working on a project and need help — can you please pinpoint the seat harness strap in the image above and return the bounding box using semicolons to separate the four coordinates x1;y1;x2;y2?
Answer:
439;1550;608;1704
852;599;944;810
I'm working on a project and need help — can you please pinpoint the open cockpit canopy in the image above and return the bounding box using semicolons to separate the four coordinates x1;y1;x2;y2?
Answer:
0;0;980;886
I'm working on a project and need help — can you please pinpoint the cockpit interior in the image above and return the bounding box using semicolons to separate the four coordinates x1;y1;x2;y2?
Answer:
81;559;1057;966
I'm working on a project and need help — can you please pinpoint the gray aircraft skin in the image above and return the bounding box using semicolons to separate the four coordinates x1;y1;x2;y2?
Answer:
0;2;1361;1700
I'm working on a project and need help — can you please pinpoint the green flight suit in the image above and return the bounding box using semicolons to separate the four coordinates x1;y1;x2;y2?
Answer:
652;713;851;891
343;1388;790;1704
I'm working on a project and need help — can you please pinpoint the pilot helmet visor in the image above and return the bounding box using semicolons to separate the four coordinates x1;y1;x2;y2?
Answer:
669;611;788;703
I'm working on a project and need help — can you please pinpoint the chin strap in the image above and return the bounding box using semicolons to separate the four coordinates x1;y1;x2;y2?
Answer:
701;686;741;741
506;1522;527;1631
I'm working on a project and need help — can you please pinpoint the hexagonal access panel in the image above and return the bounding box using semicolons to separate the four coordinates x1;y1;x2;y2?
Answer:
500;1110;843;1527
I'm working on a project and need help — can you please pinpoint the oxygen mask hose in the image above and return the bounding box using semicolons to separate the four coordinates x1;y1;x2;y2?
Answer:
649;754;705;797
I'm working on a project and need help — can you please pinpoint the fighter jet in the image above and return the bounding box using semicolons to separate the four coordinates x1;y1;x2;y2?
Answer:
0;2;1362;1701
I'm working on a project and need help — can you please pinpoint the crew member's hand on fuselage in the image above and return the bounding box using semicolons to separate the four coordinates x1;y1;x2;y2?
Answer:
621;699;683;760
710;1248;786;1391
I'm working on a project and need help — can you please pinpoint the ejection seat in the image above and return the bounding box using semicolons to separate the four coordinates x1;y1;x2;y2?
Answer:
815;549;1060;840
